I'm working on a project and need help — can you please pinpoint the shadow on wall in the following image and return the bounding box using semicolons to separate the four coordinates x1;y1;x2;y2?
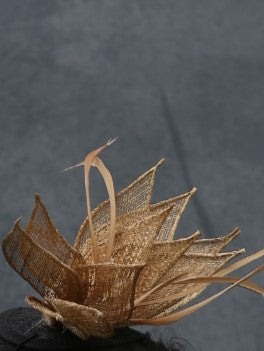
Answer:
160;92;214;237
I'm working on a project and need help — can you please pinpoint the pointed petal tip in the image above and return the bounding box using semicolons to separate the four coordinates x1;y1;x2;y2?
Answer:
224;227;241;241
2;217;22;251
14;217;22;228
224;227;240;236
230;248;246;258
157;158;166;166
190;230;201;239
34;193;40;202
149;158;166;172
177;230;201;241
149;158;166;178
233;227;241;235
34;193;47;208
191;186;197;193
224;248;245;256
176;186;197;198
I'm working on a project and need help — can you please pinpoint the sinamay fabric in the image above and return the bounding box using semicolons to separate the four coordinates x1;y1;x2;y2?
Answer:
2;141;264;339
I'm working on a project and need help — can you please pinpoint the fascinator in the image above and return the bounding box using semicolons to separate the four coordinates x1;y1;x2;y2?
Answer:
1;140;263;348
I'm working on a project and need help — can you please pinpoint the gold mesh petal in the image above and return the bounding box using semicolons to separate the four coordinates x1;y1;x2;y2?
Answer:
25;194;85;268
74;159;164;251
46;298;114;340
76;263;143;324
80;204;170;263
2;221;82;302
185;228;240;255
159;251;244;284
81;207;171;264
132;250;243;319
25;296;60;326
135;232;201;298
154;188;196;241
110;207;172;265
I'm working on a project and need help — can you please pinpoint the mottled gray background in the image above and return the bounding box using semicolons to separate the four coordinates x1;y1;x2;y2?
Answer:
0;1;263;350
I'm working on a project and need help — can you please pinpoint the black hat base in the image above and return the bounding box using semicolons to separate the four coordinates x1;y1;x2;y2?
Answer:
0;307;145;350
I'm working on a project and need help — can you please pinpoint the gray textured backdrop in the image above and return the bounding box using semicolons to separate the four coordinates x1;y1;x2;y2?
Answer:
0;1;263;350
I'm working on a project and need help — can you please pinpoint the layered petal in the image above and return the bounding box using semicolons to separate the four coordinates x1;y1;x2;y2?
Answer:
25;195;85;268
130;265;264;325
74;159;164;251
81;206;172;264
25;295;59;326
47;298;114;340
2;220;83;302
110;207;172;265
185;227;240;254
80;188;195;264
26;296;114;339
132;250;243;319
153;188;196;241
135;231;201;298
76;263;143;324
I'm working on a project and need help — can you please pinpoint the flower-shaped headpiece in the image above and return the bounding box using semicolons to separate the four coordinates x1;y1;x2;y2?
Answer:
2;141;264;339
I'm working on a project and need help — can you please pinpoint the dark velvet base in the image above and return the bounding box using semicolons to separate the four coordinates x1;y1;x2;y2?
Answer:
0;307;145;350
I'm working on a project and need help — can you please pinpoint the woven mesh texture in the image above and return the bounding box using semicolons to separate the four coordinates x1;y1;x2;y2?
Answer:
185;228;240;255
25;195;84;268
135;233;200;297
3;154;260;340
75;162;161;251
77;264;143;324
132;251;242;319
2;222;82;302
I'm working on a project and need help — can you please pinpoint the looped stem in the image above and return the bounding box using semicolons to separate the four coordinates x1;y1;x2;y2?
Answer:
64;139;117;263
